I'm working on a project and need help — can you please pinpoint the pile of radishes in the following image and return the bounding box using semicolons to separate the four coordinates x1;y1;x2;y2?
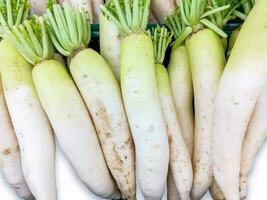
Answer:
0;0;266;200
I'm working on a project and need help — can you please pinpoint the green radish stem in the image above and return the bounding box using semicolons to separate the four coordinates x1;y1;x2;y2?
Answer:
169;1;228;199
212;1;267;199
45;3;136;199
102;0;170;199
7;17;121;199
153;26;193;200
166;8;194;158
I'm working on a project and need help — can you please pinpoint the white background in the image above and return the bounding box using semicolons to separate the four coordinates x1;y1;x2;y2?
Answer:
0;142;266;200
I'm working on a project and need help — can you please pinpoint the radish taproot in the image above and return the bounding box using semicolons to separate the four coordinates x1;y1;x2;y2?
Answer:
171;1;229;198
0;1;32;199
153;26;193;200
212;1;267;199
45;4;136;199
7;17;121;199
166;10;194;157
102;0;170;199
0;1;56;199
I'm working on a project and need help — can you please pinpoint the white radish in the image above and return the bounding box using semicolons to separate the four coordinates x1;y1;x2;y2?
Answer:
102;0;170;199
8;17;121;199
0;76;33;200
0;1;56;199
0;38;56;200
29;0;47;15
167;46;194;157
212;1;267;199
153;27;193;200
165;11;195;158
240;84;267;199
151;0;176;23
46;4;136;199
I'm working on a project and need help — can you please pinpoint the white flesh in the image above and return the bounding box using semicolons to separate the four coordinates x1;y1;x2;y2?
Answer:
0;76;33;200
0;40;56;200
212;2;267;199
240;84;267;199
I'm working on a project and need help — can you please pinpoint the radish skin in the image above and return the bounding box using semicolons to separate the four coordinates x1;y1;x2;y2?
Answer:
32;60;120;199
69;49;136;199
0;39;56;200
167;46;194;157
0;76;33;200
187;29;225;199
240;84;267;199
212;1;267;199
100;12;121;81
156;63;192;200
102;1;169;198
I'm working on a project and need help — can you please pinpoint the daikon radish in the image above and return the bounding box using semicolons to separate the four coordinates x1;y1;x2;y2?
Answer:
212;1;267;199
102;0;170;199
45;4;136;199
7;17;121;199
153;26;193;200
